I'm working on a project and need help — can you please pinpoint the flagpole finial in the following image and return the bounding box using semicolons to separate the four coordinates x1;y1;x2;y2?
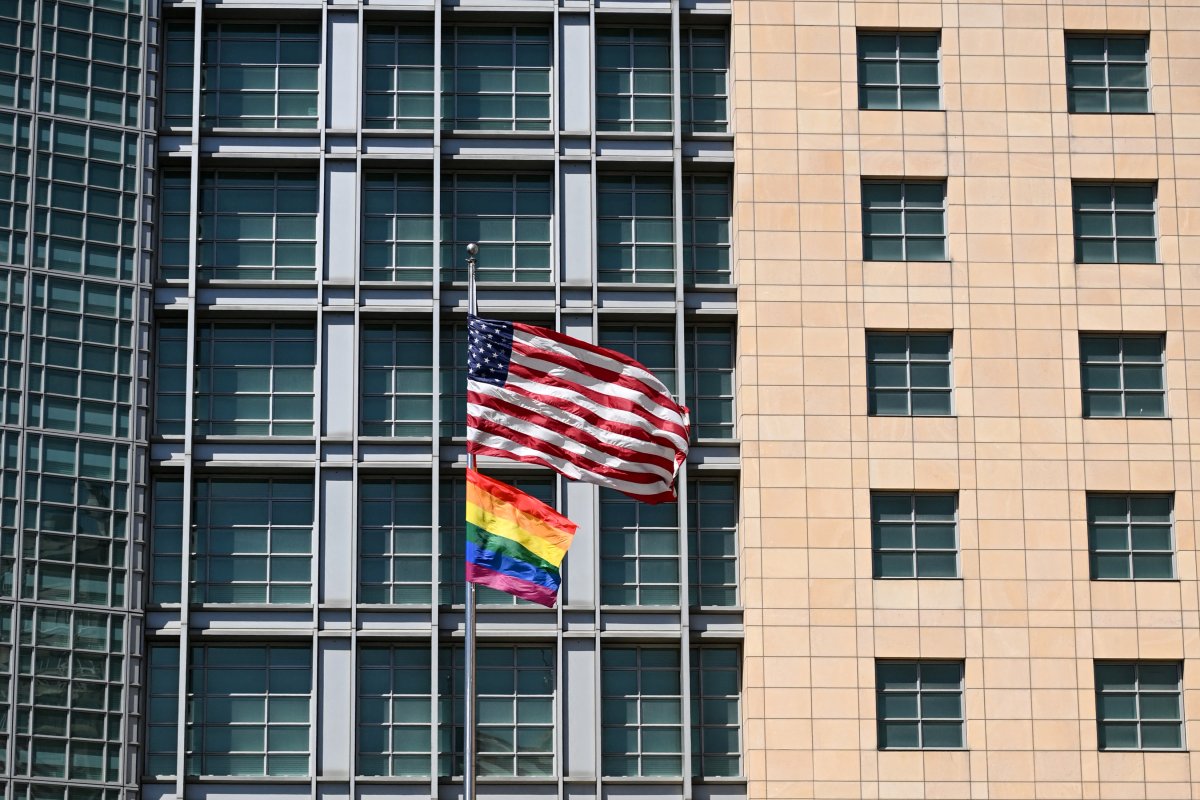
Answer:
466;242;479;258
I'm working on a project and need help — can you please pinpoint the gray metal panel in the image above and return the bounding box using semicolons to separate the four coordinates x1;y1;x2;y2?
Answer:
327;11;360;130
561;164;594;285
324;314;357;438
326;161;360;284
319;638;355;778
564;638;598;778
560;15;592;133
321;468;356;606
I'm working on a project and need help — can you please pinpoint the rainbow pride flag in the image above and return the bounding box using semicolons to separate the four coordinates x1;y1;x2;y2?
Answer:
465;469;578;607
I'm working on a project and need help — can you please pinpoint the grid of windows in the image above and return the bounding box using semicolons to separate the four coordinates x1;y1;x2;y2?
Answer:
358;646;432;777
359;477;434;605
361;323;434;437
443;26;552;132
0;268;25;426
438;475;553;606
363;25;435;130
857;31;941;110
0;112;31;266
362;172;434;282
862;180;947;261
172;22;320;129
441;174;552;283
36;0;142;127
596;28;672;132
688;478;737;607
876;661;965;749
601;646;682;777
33;120;139;281
439;645;554;778
1073;183;1157;264
0;432;17;598
27;275;135;438
866;332;952;416
1079;334;1165;418
160;170;320;281
1087;494;1173;580
13;607;126;782
598;174;674;284
186;645;312;777
1095;662;1183;750
0;0;36;113
169;322;317;437
684;173;732;285
691;647;740;778
145;644;180;776
872;493;958;578
600;489;679;606
1066;34;1150;114
682;29;729;133
186;477;313;604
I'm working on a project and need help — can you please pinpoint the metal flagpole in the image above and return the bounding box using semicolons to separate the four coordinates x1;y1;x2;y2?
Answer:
464;242;479;800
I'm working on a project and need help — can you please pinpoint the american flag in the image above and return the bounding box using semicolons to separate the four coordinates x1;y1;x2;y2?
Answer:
466;315;690;504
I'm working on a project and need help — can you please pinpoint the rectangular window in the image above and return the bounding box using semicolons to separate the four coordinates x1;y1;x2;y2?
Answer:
441;173;553;283
857;31;941;110
682;28;729;133
1073;183;1157;264
150;477;183;605
596;28;672;132
362;172;435;283
876;660;965;749
439;645;555;778
438;475;555;606
686;325;735;439
1088;494;1173;580
0;113;31;268
161;22;194;128
361;323;434;437
1066;34;1149;114
684;173;732;285
688;477;738;607
598;174;674;284
872;493;958;578
358;645;432;777
36;1;141;127
439;322;469;439
862;180;946;261
1095;662;1183;750
867;332;952;416
154;322;188;436
193;477;313;604
363;25;435;130
191;322;317;436
14;607;126;782
145;644;180;776
0;0;35;114
184;22;319;129
600;489;679;606
359;477;434;605
187;645;312;777
691;647;740;778
443;26;552;132
601;646;682;777
599;323;676;395
1079;334;1165;418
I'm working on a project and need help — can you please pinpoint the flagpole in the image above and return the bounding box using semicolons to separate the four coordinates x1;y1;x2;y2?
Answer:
464;242;479;800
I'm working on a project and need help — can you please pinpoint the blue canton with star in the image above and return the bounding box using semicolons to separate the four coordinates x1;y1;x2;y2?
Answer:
467;315;514;387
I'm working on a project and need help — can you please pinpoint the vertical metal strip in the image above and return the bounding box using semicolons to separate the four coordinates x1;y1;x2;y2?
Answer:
429;4;445;793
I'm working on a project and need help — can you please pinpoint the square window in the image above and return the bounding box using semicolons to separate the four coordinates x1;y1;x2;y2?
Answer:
1066;34;1149;114
1095;662;1183;750
862;180;946;261
867;332;952;416
876;661;964;749
1079;334;1165;418
1073;183;1157;264
596;28;672;132
872;492;958;578
1087;494;1173;580
857;31;942;110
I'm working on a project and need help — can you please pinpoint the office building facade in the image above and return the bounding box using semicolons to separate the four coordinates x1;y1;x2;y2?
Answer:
736;0;1200;797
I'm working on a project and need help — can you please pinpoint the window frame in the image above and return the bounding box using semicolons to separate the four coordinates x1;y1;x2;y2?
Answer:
861;179;948;262
1065;33;1151;115
600;645;684;778
856;30;942;111
1072;181;1158;265
1086;493;1175;581
595;27;673;133
875;660;966;750
681;27;730;134
871;491;960;579
1078;332;1167;419
866;330;954;417
1095;661;1184;751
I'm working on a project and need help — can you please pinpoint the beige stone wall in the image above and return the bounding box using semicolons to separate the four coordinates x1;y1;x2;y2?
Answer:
735;1;1200;797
